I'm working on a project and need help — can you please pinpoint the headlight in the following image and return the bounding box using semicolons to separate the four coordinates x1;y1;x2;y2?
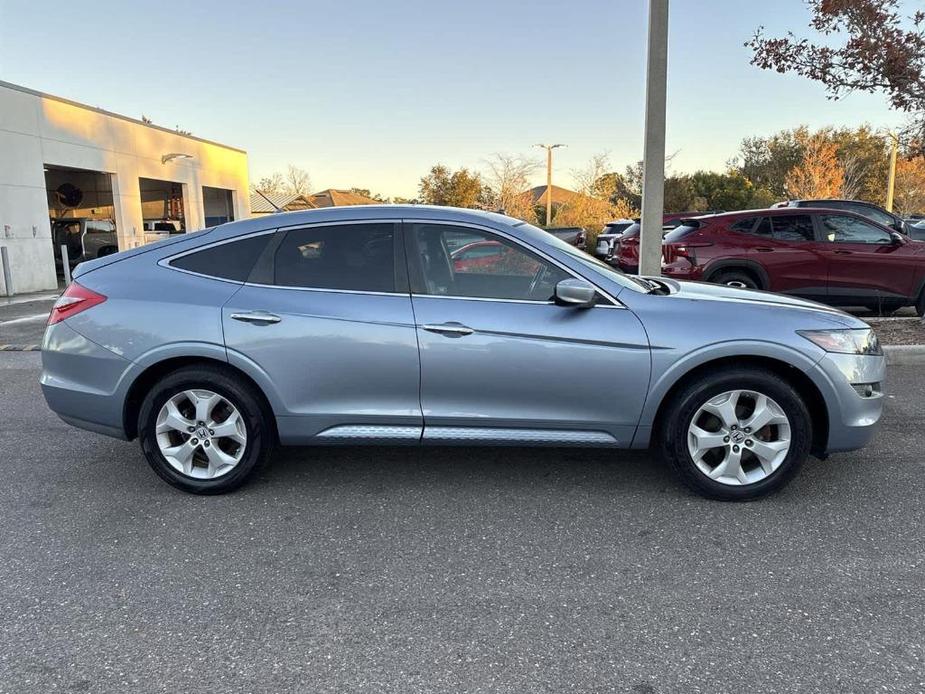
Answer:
797;328;883;356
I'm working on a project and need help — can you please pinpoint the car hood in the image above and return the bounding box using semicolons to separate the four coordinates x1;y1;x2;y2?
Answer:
650;277;866;328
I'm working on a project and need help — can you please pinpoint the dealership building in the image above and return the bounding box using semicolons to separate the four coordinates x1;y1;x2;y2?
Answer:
0;80;250;295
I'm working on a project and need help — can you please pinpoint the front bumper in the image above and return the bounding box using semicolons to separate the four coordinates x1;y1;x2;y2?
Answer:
811;351;886;454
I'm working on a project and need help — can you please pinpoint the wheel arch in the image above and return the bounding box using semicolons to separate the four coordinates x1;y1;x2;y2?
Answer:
122;355;278;442
643;353;829;456
702;259;769;290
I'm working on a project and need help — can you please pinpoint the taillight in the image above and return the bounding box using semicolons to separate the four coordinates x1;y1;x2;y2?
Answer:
47;282;107;325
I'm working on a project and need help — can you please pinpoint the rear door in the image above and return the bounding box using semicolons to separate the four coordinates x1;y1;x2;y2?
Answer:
404;220;651;446
746;214;828;300
815;213;915;305
222;221;423;443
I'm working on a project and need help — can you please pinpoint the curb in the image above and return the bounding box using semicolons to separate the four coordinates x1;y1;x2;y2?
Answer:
0;344;41;352
884;345;925;365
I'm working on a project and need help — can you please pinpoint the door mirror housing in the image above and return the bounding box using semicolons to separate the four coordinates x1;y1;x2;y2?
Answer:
890;231;906;245
555;278;597;308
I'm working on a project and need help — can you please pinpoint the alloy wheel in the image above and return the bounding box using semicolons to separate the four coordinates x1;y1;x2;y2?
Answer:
154;389;247;479
687;389;791;486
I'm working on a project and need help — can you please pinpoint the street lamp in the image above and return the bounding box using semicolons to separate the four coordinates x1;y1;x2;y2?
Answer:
885;131;899;213
534;143;565;226
161;153;193;164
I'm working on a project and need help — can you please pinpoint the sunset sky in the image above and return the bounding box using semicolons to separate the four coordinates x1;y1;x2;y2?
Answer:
0;0;907;197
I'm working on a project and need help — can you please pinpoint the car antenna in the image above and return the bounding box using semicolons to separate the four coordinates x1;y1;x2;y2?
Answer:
254;188;283;213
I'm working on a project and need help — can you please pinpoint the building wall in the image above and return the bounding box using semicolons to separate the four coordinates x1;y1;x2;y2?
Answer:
0;81;250;295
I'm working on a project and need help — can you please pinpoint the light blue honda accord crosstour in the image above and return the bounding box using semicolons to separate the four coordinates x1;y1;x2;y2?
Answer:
41;206;885;500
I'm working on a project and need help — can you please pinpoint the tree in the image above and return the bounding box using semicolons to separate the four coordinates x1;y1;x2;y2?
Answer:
747;0;925;152
482;153;540;222
253;164;312;196
285;165;312;196
784;133;845;198
690;170;757;211
552;153;629;249
418;165;487;208
894;155;925;213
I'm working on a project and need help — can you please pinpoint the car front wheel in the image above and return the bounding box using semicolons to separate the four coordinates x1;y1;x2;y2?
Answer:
657;368;811;500
138;365;273;494
711;270;760;290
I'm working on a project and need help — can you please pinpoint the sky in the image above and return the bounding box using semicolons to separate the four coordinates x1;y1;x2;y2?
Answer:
0;0;908;198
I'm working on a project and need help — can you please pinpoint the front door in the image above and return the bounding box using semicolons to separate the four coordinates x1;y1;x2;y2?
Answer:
223;221;422;443
404;221;651;447
815;213;916;306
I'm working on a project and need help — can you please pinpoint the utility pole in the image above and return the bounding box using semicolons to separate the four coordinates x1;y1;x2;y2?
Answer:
535;143;565;226
885;132;899;213
639;0;669;277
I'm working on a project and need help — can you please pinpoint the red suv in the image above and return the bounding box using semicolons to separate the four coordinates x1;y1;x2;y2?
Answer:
659;208;925;315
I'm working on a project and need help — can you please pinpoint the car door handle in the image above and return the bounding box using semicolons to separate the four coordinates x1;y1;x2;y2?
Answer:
422;322;474;337
833;250;853;255
230;311;282;325
754;247;773;252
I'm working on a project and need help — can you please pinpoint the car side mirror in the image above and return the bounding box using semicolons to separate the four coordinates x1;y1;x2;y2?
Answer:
891;232;906;245
555;278;597;308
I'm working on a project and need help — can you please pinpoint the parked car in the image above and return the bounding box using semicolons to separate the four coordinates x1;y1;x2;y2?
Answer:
594;219;635;259
544;226;585;247
52;218;118;269
774;199;915;234
908;219;925;241
41;206;884;501
660;208;925;315
609;213;725;271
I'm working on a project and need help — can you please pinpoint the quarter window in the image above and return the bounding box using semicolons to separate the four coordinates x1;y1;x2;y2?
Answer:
273;223;395;292
408;224;569;301
170;234;271;281
819;215;893;245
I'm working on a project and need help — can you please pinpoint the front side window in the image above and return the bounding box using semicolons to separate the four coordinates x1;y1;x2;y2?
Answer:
273;223;395;292
819;215;893;245
409;224;569;301
770;215;815;242
170;233;271;281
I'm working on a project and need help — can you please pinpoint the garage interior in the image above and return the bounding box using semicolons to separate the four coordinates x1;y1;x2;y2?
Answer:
203;186;235;226
140;177;186;236
44;165;118;279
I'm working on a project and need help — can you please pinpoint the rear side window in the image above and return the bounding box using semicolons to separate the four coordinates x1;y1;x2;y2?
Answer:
770;215;815;242
729;217;759;234
273;223;395;292
170;234;271;281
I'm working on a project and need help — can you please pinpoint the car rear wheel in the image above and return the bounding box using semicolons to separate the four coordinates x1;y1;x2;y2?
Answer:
656;368;811;501
138;365;273;494
916;289;925;318
711;270;760;290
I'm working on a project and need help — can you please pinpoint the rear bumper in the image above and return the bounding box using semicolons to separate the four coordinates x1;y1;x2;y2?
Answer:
40;322;132;440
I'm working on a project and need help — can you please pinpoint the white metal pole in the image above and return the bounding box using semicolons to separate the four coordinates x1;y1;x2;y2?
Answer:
1;246;13;297
60;245;72;285
639;0;669;277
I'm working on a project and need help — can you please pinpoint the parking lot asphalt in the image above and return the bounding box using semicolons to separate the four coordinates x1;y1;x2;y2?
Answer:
0;352;923;693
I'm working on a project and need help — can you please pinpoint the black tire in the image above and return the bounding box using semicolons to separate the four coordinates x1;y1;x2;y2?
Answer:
916;289;925;318
710;270;760;290
138;365;273;494
656;368;812;501
97;246;118;258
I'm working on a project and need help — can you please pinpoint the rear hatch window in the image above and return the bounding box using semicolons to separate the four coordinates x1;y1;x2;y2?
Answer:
663;221;702;243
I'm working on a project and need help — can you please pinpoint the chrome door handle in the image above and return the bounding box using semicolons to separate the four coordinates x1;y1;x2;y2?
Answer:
422;323;474;337
230;311;281;325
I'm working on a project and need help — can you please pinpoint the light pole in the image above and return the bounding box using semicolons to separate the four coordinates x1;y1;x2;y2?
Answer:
638;0;669;277
535;143;565;226
885;131;899;213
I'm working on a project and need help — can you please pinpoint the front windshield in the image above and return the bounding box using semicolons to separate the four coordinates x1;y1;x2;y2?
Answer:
517;222;649;293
